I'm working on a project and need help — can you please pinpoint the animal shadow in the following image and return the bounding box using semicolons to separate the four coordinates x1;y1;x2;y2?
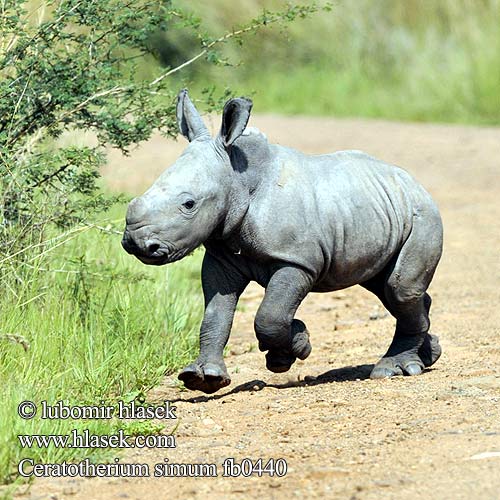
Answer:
173;363;374;404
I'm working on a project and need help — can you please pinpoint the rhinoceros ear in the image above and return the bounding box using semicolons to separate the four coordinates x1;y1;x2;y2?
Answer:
176;89;210;142
219;97;253;148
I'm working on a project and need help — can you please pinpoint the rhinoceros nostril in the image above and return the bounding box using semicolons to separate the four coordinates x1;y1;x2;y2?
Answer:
145;241;161;256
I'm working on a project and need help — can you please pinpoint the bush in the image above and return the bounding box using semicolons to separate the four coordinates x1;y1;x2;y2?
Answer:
0;1;331;258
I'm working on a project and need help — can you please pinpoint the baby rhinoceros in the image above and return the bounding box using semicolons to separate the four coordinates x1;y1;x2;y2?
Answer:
122;89;443;394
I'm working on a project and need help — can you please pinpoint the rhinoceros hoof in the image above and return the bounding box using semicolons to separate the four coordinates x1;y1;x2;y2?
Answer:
265;349;296;373
370;355;424;379
178;362;231;394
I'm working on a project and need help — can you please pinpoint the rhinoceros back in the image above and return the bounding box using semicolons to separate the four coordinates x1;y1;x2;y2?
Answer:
239;145;438;289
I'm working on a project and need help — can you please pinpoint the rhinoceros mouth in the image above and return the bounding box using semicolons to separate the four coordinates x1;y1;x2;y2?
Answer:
136;246;193;266
136;255;170;266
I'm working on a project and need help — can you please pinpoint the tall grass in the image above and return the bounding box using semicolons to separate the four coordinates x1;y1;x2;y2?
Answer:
171;0;500;124
0;204;203;487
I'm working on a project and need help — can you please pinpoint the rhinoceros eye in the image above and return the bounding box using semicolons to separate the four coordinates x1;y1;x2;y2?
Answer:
182;199;195;210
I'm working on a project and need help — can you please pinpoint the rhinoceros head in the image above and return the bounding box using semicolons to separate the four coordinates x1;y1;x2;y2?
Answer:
122;89;252;265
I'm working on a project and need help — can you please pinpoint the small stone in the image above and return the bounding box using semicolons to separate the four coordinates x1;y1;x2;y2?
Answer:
470;451;500;460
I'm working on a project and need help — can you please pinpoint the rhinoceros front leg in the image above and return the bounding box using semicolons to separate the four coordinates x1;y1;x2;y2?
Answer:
254;266;313;373
178;252;249;394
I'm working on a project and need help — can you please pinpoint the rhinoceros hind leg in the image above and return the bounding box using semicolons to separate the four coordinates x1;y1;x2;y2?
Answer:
362;209;443;380
178;361;231;394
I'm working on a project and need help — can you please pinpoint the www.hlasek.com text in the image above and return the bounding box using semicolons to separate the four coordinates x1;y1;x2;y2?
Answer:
18;429;176;449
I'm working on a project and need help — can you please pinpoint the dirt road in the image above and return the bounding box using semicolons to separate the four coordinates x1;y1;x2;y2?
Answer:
20;116;500;499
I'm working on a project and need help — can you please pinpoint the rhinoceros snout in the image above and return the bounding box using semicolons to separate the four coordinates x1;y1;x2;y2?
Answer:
121;231;162;260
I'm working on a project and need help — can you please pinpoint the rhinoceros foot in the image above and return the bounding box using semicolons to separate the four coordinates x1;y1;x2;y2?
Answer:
265;349;296;373
370;332;442;379
178;361;231;394
260;319;312;373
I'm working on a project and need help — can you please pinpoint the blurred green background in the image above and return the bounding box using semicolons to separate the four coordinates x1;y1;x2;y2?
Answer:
155;0;500;124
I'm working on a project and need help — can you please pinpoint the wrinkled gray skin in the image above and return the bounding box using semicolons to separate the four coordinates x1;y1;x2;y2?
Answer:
122;89;443;394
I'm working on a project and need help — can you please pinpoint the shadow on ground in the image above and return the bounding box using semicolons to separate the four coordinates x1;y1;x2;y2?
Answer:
170;363;374;404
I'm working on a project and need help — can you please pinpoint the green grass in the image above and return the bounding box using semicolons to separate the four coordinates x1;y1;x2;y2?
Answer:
235;56;500;124
0;204;203;488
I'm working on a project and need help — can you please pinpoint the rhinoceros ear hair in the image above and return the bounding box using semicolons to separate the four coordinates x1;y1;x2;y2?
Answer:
219;97;253;148
176;89;210;142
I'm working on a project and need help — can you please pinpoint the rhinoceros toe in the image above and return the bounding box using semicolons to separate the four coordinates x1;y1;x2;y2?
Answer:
370;354;424;379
